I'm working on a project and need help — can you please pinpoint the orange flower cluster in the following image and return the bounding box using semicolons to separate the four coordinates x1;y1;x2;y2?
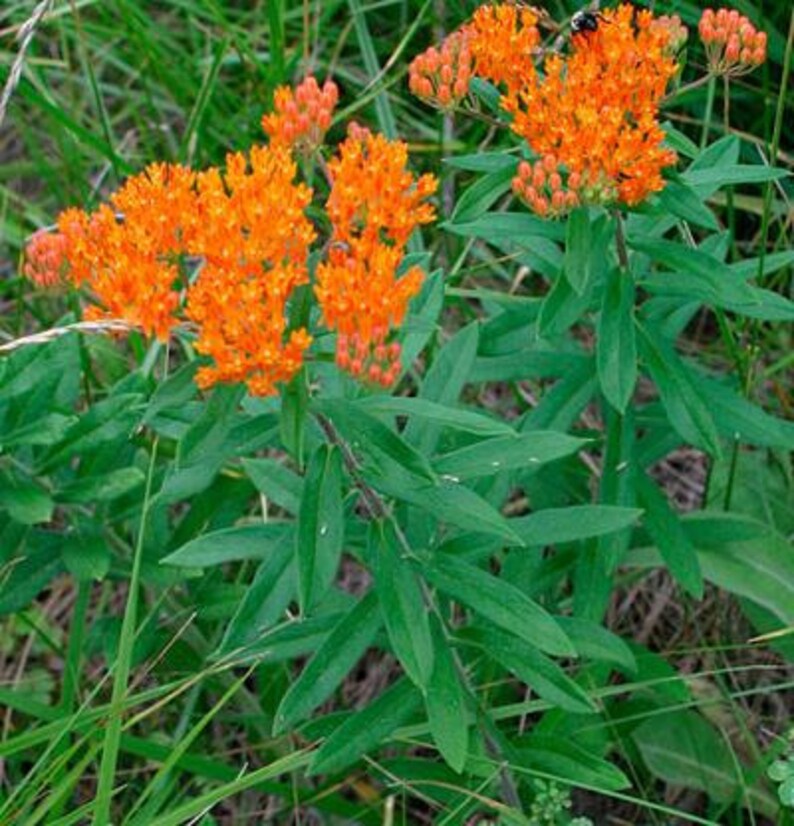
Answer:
411;3;696;210
317;123;437;385
409;30;473;110
30;146;315;395
262;76;339;155
506;5;680;207
25;77;437;396
185;145;315;396
466;3;540;98
699;8;767;75
23;229;68;288
513;156;581;218
54;163;197;339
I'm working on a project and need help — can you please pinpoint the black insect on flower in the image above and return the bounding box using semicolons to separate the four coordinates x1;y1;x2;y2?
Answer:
571;9;607;35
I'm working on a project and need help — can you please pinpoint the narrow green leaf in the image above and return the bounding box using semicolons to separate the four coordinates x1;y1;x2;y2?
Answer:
479;627;595;713
372;522;434;688
309;678;421;776
422;554;574;657
683;164;789;188
632;711;777;818
404;322;479;455
56;468;145;504
657;181;719;230
0;479;53;525
425;615;470;773
242;457;304;514
638;323;722;456
451;164;517;224
162;524;293;567
358;396;514;437
564;209;592;294
554;616;636;674
407;481;524;544
274;593;381;733
511;505;643;547
516;736;631;791
538;271;594;338
280;370;308;466
637;475;703;598
216;538;295;654
444;152;517;172
597;266;637;413
297;445;344;613
315;398;436;482
434;431;587;480
62;536;111;582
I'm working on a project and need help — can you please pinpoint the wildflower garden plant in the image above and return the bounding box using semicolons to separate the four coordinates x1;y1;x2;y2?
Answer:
0;1;792;824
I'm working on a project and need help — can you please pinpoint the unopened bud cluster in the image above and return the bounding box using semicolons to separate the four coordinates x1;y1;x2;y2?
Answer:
409;31;473;110
699;8;766;75
262;76;339;154
652;14;689;54
23;229;68;288
512;156;581;218
336;329;403;388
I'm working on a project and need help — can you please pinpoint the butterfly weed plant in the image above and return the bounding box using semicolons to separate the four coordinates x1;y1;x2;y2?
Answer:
1;2;792;824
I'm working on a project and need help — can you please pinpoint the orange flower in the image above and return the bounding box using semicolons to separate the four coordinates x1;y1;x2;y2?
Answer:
319;125;437;385
699;8;766;75
326;123;437;249
262;75;339;155
185;145;316;395
187;261;312;396
23;229;68;288
55;164;197;339
409;30;473;110
466;2;540;98
315;240;421;387
508;4;680;207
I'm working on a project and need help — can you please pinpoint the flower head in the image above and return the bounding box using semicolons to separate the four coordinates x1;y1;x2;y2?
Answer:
326;123;437;248
315;240;421;387
23;229;68;288
508;4;680;207
409;30;473;110
466;3;541;98
262;76;339;155
185;145;315;395
699;8;767;76
53;164;197;339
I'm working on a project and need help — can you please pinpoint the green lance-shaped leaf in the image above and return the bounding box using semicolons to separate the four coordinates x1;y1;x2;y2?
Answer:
637;474;703;598
314;398;436;482
371;522;434;689
425;614;470;773
162;523;293;567
638;323;722;456
564;208;592;294
477;626;596;714
297;445;344;613
308;678;421;776
434;431;587;480
597;266;637;413
422;553;575;658
273;592;381;734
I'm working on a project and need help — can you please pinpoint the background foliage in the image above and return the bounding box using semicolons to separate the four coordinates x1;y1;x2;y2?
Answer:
0;1;792;824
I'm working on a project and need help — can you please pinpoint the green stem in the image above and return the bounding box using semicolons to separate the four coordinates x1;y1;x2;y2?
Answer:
92;435;160;825
700;76;717;149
